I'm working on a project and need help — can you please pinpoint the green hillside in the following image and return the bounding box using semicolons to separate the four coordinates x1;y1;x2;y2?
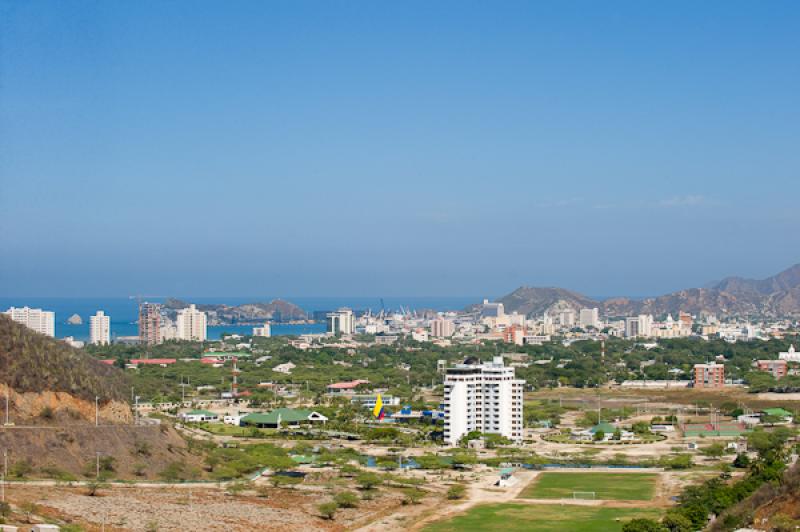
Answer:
0;314;130;403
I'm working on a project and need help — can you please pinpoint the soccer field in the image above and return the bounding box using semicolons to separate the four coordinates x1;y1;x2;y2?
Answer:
518;472;657;501
425;503;662;532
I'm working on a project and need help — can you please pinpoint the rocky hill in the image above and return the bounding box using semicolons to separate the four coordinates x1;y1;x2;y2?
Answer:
495;287;599;317
494;263;800;318
710;463;800;531
0;314;130;407
164;297;307;324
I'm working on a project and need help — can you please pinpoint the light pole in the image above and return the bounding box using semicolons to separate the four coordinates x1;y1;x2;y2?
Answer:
95;396;99;427
1;449;6;503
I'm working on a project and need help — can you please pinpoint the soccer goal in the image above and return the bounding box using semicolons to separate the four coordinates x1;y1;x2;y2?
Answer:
572;491;596;500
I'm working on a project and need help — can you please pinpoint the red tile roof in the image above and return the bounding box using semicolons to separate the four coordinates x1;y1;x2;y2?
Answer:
327;379;370;390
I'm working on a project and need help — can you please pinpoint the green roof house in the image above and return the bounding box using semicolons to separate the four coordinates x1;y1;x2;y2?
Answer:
762;408;794;423
241;408;328;428
589;422;617;434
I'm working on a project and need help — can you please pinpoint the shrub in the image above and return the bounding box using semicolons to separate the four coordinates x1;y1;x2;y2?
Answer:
10;459;33;478
85;480;108;496
446;484;466;500
732;453;750;468
133;462;147;477
159;461;186;481
356;472;382;490
134;440;152;457
40;465;77;482
318;502;338;520
402;487;425;505
334;491;359;508
226;481;251;496
622;518;666;532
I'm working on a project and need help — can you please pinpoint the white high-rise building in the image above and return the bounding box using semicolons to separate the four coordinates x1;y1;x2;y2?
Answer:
443;356;524;445
480;299;505;318
253;322;271;337
326;308;355;335
579;308;600;329
89;310;111;345
4;307;55;337
431;318;455;338
558;309;576;327
626;314;653;338
176;304;207;341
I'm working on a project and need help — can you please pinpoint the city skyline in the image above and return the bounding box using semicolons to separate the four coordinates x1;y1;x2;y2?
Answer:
2;1;799;297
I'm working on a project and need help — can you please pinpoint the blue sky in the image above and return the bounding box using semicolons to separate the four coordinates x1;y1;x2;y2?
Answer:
1;1;798;298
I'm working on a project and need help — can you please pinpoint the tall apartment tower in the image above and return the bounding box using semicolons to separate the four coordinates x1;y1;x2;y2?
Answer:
480;299;505;318
176;304;207;341
579;308;600;329
4;306;55;337
89;310;111;345
625;314;653;338
693;363;725;388
443;356;525;445
326;308;355;335
138;303;162;346
431;318;455;338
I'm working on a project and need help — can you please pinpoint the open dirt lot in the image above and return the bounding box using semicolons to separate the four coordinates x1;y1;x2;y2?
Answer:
4;483;407;531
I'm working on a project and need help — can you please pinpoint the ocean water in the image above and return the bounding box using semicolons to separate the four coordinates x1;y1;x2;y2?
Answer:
0;296;480;341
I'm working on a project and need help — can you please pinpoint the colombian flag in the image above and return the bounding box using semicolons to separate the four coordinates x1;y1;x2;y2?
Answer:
372;394;385;420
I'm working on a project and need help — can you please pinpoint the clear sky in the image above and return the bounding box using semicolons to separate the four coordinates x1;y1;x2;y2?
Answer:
1;1;798;298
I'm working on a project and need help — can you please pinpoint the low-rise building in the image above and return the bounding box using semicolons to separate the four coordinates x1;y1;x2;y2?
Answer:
756;359;788;379
326;379;370;395
179;409;219;423
253;323;271;337
240;408;328;428
272;362;296;374
693;363;725;388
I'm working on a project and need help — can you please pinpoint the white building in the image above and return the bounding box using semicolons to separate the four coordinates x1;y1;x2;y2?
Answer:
779;345;800;362
63;336;84;348
431;318;455;338
4;306;55;337
176;304;207;341
443;356;524;445
480;299;505;318
557;309;576;327
327;308;355;335
253;322;271;337
89;310;111;345
579;308;600;329
625;314;653;338
411;328;429;342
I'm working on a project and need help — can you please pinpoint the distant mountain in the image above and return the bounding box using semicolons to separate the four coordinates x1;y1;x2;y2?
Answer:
495;287;599;317
494;263;800;318
163;298;308;324
0;314;130;405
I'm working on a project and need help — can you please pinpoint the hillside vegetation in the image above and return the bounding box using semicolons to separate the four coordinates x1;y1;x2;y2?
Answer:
0;314;130;403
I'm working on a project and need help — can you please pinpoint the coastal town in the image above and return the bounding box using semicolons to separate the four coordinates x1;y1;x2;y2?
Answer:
3;1;800;530
1;277;799;531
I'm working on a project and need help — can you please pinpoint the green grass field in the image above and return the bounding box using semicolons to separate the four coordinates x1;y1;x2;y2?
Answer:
425;503;662;532
518;472;657;501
